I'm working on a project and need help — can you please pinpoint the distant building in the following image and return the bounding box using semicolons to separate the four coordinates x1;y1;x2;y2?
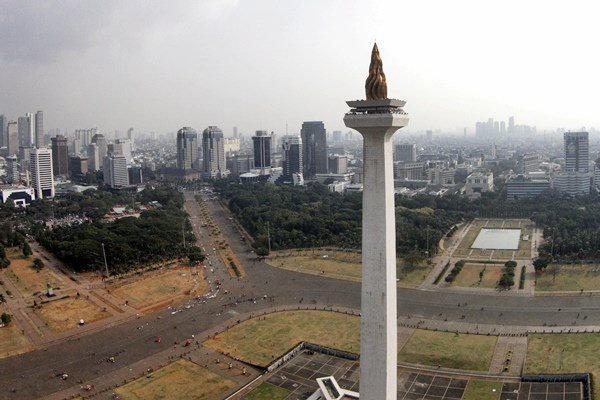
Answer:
115;139;132;165
18;115;33;147
0;185;35;207
6;121;18;156
176;127;199;171
91;133;108;169
30;147;54;199
103;154;129;188
394;143;417;162
223;138;241;156
87;143;100;171
553;172;590;196
5;155;19;183
328;155;348;174
555;132;590;196
394;162;424;180
229;154;254;176
69;156;88;178
430;167;455;186
465;171;494;199
202;126;228;179
128;166;143;185
281;135;303;185
51;134;69;176
520;154;539;174
35;110;44;147
252;130;271;172
506;174;551;199
0;115;6;148
301;121;327;177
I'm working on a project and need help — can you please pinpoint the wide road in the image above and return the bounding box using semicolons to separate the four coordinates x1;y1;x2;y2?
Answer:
2;190;600;399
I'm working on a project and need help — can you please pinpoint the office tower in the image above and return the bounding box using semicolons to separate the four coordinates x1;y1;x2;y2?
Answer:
426;129;433;141
127;127;134;149
500;121;506;134
202;126;228;179
87;143;100;171
233;126;238;139
6;155;19;183
343;43;409;399
520;154;539;174
332;130;342;143
19;146;33;173
18;116;31;147
75;129;92;147
328;155;348;174
394;143;417;162
91;133;107;168
252;130;272;172
35;111;43;147
230;154;254;176
30;147;54;199
564;131;589;173
176;127;198;171
71;138;81;155
301;121;327;177
281;135;303;184
115;139;132;164
51;135;69;176
7;121;18;156
508;116;515;134
128;166;143;185
0;115;6;148
69;156;88;178
103;154;129;188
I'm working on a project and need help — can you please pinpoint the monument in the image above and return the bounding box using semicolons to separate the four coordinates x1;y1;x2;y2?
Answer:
344;43;409;398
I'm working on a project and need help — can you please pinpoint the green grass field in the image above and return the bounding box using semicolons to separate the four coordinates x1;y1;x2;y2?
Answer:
114;359;235;400
535;264;600;292
525;333;600;399
243;383;289;400
463;380;502;400
451;264;503;289
266;249;432;288
204;310;360;367
398;330;496;371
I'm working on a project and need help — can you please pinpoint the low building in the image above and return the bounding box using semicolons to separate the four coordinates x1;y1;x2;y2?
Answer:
465;171;494;199
553;171;591;196
394;161;424;180
0;185;35;207
506;174;551;199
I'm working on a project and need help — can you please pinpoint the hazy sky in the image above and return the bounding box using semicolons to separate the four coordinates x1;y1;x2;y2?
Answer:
1;0;599;136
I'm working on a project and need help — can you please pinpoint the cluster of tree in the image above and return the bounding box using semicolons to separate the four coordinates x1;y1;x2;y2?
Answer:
444;260;465;283
0;244;10;268
498;260;517;289
32;258;44;271
1;312;11;325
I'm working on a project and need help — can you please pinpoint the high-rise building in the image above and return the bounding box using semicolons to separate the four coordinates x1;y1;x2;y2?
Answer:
69;156;88;178
127;127;134;149
6;155;19;183
564;131;589;173
281;135;303;185
520;154;539;174
301;121;327;177
328;155;348;174
35;111;43;147
508;116;515;134
394;143;417;162
176;127;198;171
51;135;69;176
128;166;143;185
202;126;228;179
0;115;6;148
71;138;81;155
6;121;18;156
91;133;108;168
252;130;271;172
87;143;100;171
103;154;129;188
116;139;132;165
30;147;54;199
18;116;31;147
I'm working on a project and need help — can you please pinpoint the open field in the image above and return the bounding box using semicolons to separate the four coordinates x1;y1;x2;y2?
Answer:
34;297;111;333
451;264;503;289
398;330;496;371
452;219;533;260
536;264;600;292
204;310;360;367
111;267;206;310
115;359;235;400
0;323;30;356
462;380;502;400
244;382;290;400
4;248;68;297
266;249;432;288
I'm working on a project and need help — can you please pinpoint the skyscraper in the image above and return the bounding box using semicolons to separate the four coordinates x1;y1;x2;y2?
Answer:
6;121;18;156
202;126;228;179
51;135;69;176
281;135;303;185
0;115;6;148
6;155;19;183
564;131;589;173
103;154;129;188
17;116;31;147
35;111;44;147
127;127;134;149
91;133;108;168
508;116;515;134
176;127;198;171
87;143;100;171
301;121;327;177
394;143;417;162
69;156;88;178
252;130;272;172
30;147;55;199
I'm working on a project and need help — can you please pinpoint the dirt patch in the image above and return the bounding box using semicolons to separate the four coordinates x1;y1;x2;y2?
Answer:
5;248;69;297
0;322;31;357
34;297;111;333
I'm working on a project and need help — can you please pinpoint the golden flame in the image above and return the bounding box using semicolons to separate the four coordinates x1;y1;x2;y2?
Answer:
365;43;388;100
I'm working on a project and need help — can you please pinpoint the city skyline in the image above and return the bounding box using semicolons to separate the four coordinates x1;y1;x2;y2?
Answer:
1;1;600;136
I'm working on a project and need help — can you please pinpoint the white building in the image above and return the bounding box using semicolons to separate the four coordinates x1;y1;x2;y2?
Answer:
553;172;590;196
87;143;100;171
6;155;19;183
465;171;494;199
30;147;54;199
506;174;551;199
0;185;35;207
103;154;129;188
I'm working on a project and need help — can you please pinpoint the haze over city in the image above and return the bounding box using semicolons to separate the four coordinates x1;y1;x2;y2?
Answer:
2;0;600;135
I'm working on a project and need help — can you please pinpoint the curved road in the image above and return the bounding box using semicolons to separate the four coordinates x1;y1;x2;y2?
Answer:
2;193;600;399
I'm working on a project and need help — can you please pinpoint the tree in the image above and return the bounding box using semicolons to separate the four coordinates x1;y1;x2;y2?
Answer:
533;257;549;272
255;247;269;257
186;246;205;264
32;258;45;271
498;274;514;289
22;242;33;257
547;264;561;283
0;312;11;325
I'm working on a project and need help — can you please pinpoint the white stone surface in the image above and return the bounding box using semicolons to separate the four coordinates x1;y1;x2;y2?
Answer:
471;228;521;250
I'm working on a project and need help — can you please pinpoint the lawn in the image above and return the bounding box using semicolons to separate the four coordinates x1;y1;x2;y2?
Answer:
115;359;236;400
243;382;289;400
0;323;30;356
536;264;600;292
463;380;502;400
111;267;206;310
5;248;68;297
34;297;111;333
451;264;503;289
204;310;360;367
398;330;496;371
266;250;432;288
